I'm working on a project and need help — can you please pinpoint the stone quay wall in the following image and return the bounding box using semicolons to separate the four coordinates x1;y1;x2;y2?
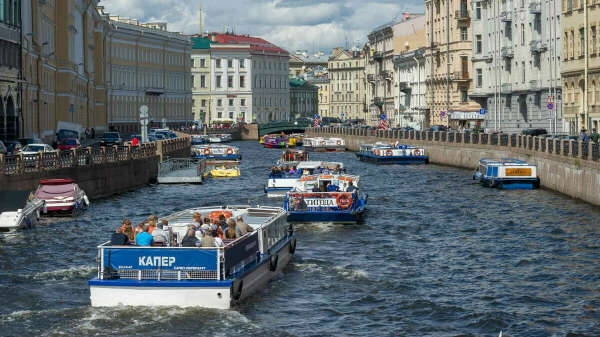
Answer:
0;136;191;199
307;127;600;206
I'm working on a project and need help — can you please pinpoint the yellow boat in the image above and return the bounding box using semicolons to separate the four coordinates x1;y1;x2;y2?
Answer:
209;165;240;178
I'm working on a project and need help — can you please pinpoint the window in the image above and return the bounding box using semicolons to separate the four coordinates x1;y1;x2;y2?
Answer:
201;99;206;107
476;69;482;88
216;75;222;88
200;75;206;88
216;59;221;68
229;111;234;119
200;59;205;68
461;88;468;103
240;76;245;88
228;75;233;88
593;27;597;54
521;24;525;46
239;59;245;68
461;27;468;41
476;35;482;53
229;99;234;106
218;112;222;118
217;99;222;107
228;59;233;68
476;2;481;19
521;61;525;83
580;28;585;57
241;99;246;106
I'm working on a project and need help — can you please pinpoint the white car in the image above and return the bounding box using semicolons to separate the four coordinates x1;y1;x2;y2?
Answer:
19;144;55;155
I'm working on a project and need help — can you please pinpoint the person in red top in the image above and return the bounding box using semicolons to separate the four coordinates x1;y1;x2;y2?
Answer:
132;136;139;146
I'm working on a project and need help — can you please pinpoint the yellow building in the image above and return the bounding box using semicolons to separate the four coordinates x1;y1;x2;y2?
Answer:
191;36;212;125
101;10;192;133
311;77;330;117
0;0;21;141
330;48;366;121
21;0;107;142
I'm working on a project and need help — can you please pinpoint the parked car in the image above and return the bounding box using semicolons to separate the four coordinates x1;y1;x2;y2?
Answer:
99;132;123;146
19;144;55;155
58;138;81;151
522;128;548;137
429;125;449;132
321;117;342;126
0;140;7;155
5;140;22;154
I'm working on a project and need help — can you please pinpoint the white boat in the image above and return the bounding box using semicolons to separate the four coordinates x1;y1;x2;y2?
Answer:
35;179;90;216
191;144;241;160
89;205;295;309
264;160;345;197
208;133;233;143
303;137;345;152
0;191;45;231
473;158;540;190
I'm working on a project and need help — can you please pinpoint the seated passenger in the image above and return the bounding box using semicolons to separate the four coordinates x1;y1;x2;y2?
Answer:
346;181;358;193
152;221;168;245
135;224;154;246
200;229;216;247
236;216;252;235
213;230;224;247
120;218;135;242
192;213;202;228
181;228;199;247
111;227;129;245
224;219;240;239
147;220;156;234
327;184;340;192
288;166;298;175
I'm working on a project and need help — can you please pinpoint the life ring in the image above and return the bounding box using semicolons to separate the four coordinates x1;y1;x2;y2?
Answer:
269;254;279;271
232;279;243;300
414;149;421;156
386;149;392;156
289;238;297;254
373;149;377;155
208;210;233;222
337;140;342;145
336;193;352;209
203;148;211;155
226;148;234;155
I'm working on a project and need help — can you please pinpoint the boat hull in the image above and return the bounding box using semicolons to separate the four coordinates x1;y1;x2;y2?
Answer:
0;209;41;231
305;146;345;152
42;199;88;217
195;154;241;161
89;238;295;309
287;210;362;224
356;153;429;165
480;177;540;190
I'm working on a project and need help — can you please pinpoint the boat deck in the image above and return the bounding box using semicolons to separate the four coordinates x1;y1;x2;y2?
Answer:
157;159;203;184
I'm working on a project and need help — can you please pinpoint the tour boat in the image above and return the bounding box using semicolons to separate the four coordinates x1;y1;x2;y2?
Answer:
289;134;304;146
303;137;345;152
264;161;344;198
208;134;232;143
192;145;241;160
0;191;45;231
34;179;89;216
284;173;367;224
89;205;296;309
262;134;297;148
356;142;428;164
278;149;309;164
473;158;540;190
191;135;209;145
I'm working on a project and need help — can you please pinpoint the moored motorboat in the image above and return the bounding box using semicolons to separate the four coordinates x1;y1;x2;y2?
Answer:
265;161;344;198
284;173;367;224
191;135;209;145
356;142;428;164
205;163;240;178
89;205;295;309
473;158;540;190
192;145;241;161
278;149;309;164
263;135;296;148
208;134;232;143
303;137;345;152
0;191;44;231
34;179;89;216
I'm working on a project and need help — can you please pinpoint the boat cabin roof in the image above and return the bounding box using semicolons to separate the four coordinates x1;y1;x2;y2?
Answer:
296;161;344;169
479;158;530;166
360;143;416;150
292;173;360;191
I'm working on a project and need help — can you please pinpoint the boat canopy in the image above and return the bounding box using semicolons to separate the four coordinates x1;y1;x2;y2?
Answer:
35;182;77;199
479;158;530;166
296;161;343;169
292;173;360;192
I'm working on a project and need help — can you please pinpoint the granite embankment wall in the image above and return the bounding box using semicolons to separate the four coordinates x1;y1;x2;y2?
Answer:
307;127;600;206
0;135;190;199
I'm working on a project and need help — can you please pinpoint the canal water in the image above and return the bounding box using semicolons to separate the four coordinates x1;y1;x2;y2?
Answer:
1;141;599;337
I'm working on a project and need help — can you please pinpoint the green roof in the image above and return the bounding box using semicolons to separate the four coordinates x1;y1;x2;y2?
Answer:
289;78;306;87
191;36;213;50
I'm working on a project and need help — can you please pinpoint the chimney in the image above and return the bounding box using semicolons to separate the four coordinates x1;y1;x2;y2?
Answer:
211;33;216;42
402;12;411;21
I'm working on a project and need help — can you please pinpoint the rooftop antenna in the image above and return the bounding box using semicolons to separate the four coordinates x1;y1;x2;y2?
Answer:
199;3;202;35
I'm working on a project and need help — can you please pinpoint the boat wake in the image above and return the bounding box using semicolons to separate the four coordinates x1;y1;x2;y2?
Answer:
31;265;96;281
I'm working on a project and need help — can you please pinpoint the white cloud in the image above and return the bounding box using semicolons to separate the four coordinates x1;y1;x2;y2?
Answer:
98;0;424;52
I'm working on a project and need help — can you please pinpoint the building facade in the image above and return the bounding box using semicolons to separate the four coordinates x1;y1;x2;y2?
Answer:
425;0;478;127
366;22;396;126
0;0;21;141
329;48;366;121
393;48;428;130
310;76;330;118
289;51;328;79
562;0;597;134
471;0;562;133
102;11;192;133
191;36;211;124
290;78;318;119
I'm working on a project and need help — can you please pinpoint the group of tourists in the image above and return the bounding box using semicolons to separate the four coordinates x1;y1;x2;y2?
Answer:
111;215;170;246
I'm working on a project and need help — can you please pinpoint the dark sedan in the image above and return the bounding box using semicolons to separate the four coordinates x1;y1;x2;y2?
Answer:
100;132;123;146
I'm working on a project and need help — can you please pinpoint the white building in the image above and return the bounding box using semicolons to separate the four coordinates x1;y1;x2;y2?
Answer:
393;48;427;130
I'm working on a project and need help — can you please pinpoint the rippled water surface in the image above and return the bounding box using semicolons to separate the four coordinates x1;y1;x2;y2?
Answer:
1;141;600;337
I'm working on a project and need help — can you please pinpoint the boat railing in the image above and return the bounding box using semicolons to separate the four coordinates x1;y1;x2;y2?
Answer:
158;158;203;177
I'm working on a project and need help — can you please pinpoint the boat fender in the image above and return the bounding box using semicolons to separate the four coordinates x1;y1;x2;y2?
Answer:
226;147;234;155
336;193;352;209
289;238;297;254
386;149;392;156
414;149;421;156
269;254;279;271
232;279;243;300
204;148;211;155
84;195;90;206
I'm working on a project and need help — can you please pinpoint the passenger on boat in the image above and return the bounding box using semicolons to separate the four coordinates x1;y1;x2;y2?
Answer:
135;224;154;246
110;227;129;246
224;219;240;239
148;220;156;234
181;228;198;247
333;165;342;174
236;216;252;235
192;213;202;228
212;230;224;247
199;228;215;247
288;166;298;174
152;221;168;245
327;183;340;192
346;181;357;193
120;218;135;242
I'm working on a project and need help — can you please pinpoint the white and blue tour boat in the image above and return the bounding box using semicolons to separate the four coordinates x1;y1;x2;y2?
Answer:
356;142;428;164
89;205;295;309
265;161;344;198
473;158;540;190
284;173;367;224
192;144;241;161
209;134;233;143
303;137;345;152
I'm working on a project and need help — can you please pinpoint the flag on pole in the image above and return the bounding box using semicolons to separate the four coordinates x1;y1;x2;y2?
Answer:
314;113;319;127
381;114;387;131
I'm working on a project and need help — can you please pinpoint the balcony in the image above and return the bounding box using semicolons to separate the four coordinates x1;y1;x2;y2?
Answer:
501;46;514;58
451;71;470;81
530;40;548;53
455;10;470;22
501;83;512;94
372;51;383;62
529;80;540;91
374;97;384;107
529;1;541;14
367;74;376;82
399;81;410;92
381;70;393;79
500;11;512;22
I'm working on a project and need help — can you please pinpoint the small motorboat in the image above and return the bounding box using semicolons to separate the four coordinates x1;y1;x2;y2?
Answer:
473;158;540;190
192;145;241;160
303;137;345;152
89;205;295;309
279;149;309;164
356;142;428;164
208;164;240;178
191;135;209;145
0;191;44;231
263;135;296;148
208;134;232;143
265;161;344;198
34;179;89;216
284;173;367;224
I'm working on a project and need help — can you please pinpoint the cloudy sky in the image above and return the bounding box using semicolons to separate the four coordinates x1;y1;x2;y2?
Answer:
99;0;423;54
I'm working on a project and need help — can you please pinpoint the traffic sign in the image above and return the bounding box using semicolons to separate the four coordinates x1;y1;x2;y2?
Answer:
479;108;486;115
314;113;319;119
381;114;386;120
341;113;345;117
547;103;554;110
441;111;446;117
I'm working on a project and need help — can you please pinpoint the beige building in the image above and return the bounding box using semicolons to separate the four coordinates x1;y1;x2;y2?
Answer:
310;77;330;117
329;48;366;121
562;0;598;134
21;0;108;142
191;36;211;124
425;0;476;127
101;10;192;133
289;51;328;79
0;0;21;141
